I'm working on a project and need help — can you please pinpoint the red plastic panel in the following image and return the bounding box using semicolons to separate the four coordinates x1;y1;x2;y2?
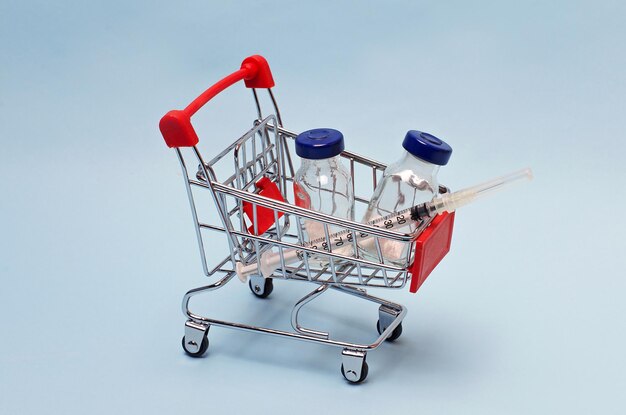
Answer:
242;177;285;235
408;212;455;293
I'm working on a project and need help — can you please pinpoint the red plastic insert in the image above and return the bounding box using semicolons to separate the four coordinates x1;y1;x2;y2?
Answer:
242;177;285;235
408;212;455;293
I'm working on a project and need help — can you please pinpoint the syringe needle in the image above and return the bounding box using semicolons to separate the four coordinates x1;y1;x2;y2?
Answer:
411;167;533;220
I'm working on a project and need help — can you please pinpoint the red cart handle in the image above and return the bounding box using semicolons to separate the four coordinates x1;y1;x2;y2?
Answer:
159;55;275;148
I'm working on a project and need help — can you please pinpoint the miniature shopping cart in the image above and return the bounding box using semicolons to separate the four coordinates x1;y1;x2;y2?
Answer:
159;55;455;383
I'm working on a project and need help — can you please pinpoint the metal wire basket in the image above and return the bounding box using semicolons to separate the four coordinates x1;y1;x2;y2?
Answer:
159;55;455;383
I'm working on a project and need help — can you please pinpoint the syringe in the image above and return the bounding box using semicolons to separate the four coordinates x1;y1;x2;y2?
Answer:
236;168;533;281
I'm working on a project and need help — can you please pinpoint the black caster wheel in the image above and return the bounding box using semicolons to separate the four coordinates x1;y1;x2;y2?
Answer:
341;360;369;384
181;335;209;357
377;320;403;342
249;278;273;298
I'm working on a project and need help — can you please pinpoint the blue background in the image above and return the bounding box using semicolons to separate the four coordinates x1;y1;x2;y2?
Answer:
2;1;625;413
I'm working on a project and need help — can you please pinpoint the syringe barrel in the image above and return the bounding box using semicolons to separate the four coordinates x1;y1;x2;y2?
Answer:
235;212;414;281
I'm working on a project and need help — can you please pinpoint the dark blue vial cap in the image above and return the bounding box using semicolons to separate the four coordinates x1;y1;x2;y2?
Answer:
295;128;345;160
402;130;452;166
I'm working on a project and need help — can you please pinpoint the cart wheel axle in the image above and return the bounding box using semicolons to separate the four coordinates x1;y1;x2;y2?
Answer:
181;335;209;357
249;276;273;298
341;361;369;384
377;320;403;342
341;349;368;383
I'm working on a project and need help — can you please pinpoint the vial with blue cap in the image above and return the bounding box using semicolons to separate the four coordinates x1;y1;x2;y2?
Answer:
360;130;453;266
293;128;354;252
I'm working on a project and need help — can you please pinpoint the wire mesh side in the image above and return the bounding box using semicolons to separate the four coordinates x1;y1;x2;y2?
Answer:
210;182;431;289
175;111;433;287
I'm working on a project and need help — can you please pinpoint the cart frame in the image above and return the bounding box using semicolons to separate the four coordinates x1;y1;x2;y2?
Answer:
160;55;451;383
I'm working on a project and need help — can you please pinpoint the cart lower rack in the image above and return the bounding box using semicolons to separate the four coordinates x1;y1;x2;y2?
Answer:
159;55;455;383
